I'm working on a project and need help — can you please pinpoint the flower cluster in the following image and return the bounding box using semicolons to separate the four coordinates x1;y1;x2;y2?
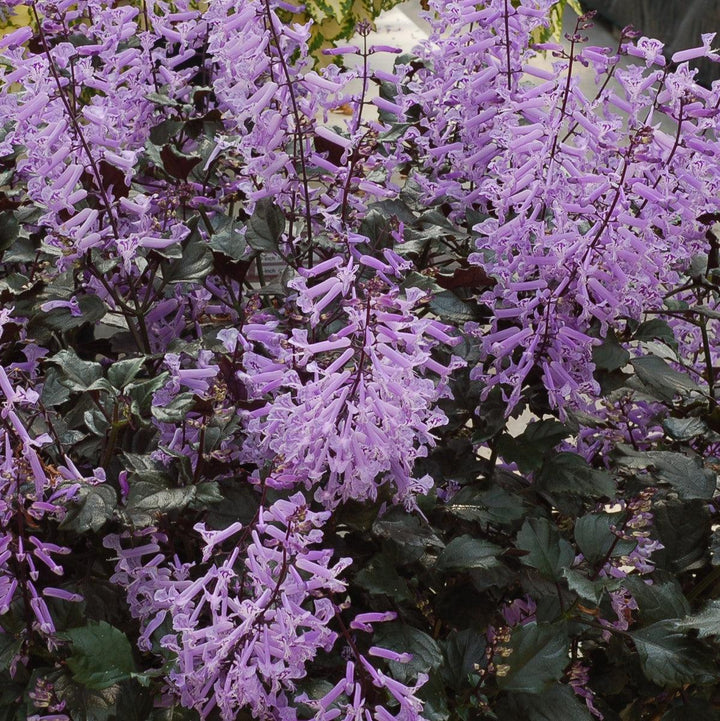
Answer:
233;255;461;508
1;0;720;718
0;313;82;655
106;492;427;720
389;0;720;412
107;494;349;719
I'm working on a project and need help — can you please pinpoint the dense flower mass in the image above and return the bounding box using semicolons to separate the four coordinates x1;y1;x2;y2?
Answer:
389;0;720;412
0;0;720;718
106;494;352;720
237;256;461;508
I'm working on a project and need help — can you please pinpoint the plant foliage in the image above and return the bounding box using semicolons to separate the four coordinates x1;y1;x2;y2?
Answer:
0;1;719;720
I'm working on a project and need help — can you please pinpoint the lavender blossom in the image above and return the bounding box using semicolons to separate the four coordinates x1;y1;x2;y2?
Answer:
107;493;351;720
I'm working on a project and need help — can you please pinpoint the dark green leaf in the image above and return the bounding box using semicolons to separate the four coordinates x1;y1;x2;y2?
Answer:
537;452;615;498
663;416;709;441
401;271;444;295
54;672;121;721
84;408;109;437
126;373;169;413
149;119;183;146
193;482;223;505
205;481;261;530
499;683;594;720
0;271;31;295
593;331;630;372
41;366;71;407
661;697;720;720
470;563;517;593
114;683;154;720
693;304;720;320
208;214;247;261
151;392;197;424
126;482;197;526
62;621;136;690
378;122;413;143
359;208;391;244
164;236;213;284
631;621;717;687
633;318;677;346
497;420;568;474
373;511;444;564
429;291;481;324
516;517;574;581
127;483;196;512
498;622;569;693
446;486;525;526
418;209;455;231
354;554;412;602
60;485;116;533
373;623;443;683
664;298;690;312
369;198;416;226
47;350;103;391
563;568;619;605
86;377;114;394
107;358;146;390
436;535;502;572
632;356;701;401
653;499;710;573
0;635;21;673
624;575;690;625
521;419;569;447
145;92;180;108
416;674;450;721
121;453;170;484
472;384;510;443
0;676;25;721
651;452;715;500
246;198;285;252
616;449;715;499
574;512;635;565
2;234;35;264
0;211;18;253
442;628;486;690
675;599;720;638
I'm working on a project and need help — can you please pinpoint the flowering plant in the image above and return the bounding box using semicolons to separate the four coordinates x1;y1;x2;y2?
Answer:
1;0;720;719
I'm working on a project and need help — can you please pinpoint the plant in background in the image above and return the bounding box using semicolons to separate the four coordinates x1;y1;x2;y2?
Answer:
280;0;406;57
0;1;720;720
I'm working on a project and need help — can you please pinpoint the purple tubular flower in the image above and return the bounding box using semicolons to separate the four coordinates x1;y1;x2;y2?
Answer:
369;45;401;54
194;521;243;562
0;579;18;614
322;45;361;56
39;297;82;316
42;588;83;603
315;125;352;150
0;26;33;50
671;33;718;63
350;611;396;632
368;646;413;663
30;596;55;634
